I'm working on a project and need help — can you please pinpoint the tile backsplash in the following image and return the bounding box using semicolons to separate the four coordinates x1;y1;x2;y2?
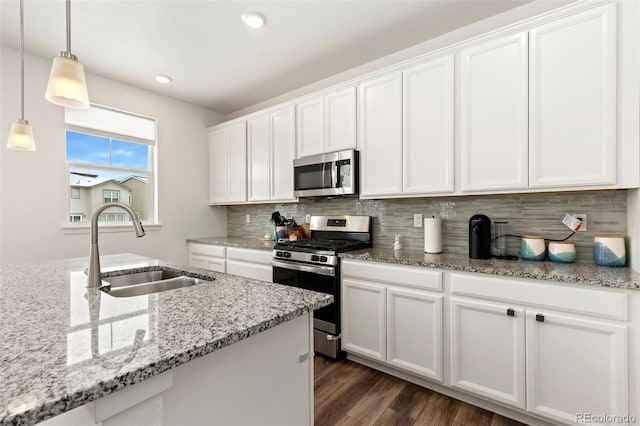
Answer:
227;190;627;263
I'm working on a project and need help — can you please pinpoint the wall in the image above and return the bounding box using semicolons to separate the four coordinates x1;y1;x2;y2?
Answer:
0;46;227;265
228;190;628;264
628;189;640;270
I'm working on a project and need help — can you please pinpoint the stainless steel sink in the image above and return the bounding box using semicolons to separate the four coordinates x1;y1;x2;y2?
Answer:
100;269;213;298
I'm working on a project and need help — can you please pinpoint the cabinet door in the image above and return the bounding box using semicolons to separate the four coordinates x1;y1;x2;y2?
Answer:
270;106;296;201
341;278;386;362
460;33;528;192
247;115;271;202
529;4;616;188
325;87;357;153
387;287;442;382
358;72;403;197
296;96;324;158
450;298;526;409
526;311;628;425
208;128;229;204
227;122;247;203
403;55;454;194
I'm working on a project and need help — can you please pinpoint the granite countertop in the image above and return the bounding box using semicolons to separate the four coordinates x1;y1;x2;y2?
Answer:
0;254;332;425
187;236;275;251
340;248;640;290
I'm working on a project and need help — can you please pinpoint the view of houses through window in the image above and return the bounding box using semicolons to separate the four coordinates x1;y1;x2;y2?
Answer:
65;105;156;225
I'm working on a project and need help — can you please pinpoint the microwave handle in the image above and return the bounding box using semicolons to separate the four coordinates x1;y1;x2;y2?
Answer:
332;163;339;188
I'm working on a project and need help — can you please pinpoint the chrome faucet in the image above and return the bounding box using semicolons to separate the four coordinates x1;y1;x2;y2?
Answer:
87;202;145;287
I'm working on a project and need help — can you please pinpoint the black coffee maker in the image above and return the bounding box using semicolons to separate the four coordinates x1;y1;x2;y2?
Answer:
469;214;491;259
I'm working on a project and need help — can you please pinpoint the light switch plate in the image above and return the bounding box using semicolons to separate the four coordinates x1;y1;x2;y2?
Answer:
245;215;251;224
414;214;423;227
305;214;311;223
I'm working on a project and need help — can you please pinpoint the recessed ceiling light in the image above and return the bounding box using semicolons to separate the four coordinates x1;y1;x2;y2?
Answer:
155;74;172;84
242;12;266;29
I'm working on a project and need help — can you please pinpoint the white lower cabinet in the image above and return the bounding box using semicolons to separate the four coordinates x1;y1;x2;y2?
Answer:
526;311;628;425
226;247;273;282
449;298;526;409
187;243;272;282
187;243;226;273
449;272;630;425
341;260;443;382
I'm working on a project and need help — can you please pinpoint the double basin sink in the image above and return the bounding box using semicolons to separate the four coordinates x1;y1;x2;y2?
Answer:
100;268;214;297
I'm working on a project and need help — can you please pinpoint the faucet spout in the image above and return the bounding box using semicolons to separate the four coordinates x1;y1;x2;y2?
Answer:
87;202;145;288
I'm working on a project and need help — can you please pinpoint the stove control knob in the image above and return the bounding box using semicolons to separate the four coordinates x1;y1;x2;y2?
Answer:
284;252;291;258
311;255;320;262
320;256;328;262
276;251;283;257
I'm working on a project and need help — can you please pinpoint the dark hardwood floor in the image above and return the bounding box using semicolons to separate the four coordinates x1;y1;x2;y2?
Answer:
314;356;526;426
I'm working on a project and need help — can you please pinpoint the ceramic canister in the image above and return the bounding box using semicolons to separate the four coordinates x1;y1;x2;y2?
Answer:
520;236;546;261
593;235;626;267
548;241;576;263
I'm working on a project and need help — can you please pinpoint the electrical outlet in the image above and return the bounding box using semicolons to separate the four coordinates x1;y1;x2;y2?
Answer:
414;213;423;228
573;213;587;232
245;214;251;224
305;214;311;223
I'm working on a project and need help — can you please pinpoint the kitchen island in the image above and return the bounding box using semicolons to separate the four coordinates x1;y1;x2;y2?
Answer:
0;254;332;425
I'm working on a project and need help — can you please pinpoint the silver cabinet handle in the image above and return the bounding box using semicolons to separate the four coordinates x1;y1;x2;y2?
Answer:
326;334;341;341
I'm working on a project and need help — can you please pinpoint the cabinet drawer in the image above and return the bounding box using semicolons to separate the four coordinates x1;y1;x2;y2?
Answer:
226;247;272;265
188;243;226;258
450;272;628;321
226;260;272;282
342;260;442;291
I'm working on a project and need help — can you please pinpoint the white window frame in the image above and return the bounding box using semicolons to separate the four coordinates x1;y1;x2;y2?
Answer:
64;104;158;229
70;214;83;222
103;190;120;203
70;188;80;199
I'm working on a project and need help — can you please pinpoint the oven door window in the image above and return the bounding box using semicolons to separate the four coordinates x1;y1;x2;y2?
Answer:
294;162;333;191
272;266;338;328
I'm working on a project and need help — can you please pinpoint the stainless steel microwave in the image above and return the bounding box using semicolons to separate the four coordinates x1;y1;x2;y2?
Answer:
293;149;359;197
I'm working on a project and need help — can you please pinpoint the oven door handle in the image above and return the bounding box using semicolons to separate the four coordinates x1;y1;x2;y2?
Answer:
271;259;336;277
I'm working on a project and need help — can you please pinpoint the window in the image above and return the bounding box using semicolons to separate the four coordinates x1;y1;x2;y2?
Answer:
99;213;126;222
65;105;156;225
103;190;120;203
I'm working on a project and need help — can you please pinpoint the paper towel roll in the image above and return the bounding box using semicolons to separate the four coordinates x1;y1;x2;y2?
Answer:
424;217;442;253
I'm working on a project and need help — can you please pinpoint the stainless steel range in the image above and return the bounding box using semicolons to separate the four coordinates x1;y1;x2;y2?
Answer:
271;215;372;359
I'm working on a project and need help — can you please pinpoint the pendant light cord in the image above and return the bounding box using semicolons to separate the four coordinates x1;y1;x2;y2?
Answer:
66;0;71;53
20;0;24;120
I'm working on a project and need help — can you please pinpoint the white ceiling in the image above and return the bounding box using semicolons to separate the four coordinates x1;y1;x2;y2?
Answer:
1;0;534;114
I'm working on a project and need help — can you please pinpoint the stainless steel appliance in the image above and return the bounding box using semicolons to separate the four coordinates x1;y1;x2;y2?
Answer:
271;215;372;358
293;149;359;198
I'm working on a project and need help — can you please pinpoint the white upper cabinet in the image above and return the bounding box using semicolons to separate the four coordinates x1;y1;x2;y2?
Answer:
403;55;455;195
325;88;357;153
296;87;356;158
270;106;296;201
296;97;324;158
529;4;617;188
359;72;403;197
247;106;297;203
460;32;529;192
247;115;271;202
208;121;247;204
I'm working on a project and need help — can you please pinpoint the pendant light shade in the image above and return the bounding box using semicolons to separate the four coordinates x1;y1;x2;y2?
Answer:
45;54;89;108
7;120;36;151
45;0;89;109
7;0;36;151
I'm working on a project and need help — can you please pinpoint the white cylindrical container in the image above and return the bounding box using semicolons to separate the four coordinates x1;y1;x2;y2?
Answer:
593;235;626;267
424;217;442;253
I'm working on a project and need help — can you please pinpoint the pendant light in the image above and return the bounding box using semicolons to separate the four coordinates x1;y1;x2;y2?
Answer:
45;0;89;109
7;0;36;151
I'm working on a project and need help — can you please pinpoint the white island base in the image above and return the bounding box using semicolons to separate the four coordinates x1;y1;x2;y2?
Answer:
42;314;313;426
